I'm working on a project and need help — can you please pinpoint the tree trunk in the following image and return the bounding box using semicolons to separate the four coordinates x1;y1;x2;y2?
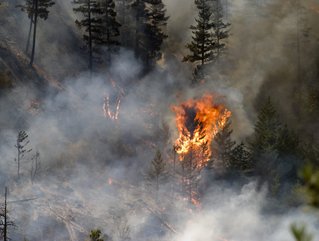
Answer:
30;0;38;66
4;187;7;241
134;0;140;59
26;0;34;55
88;0;93;74
17;139;20;179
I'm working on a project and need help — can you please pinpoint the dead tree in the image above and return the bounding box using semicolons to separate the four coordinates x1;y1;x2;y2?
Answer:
30;151;41;183
0;187;15;241
15;130;32;180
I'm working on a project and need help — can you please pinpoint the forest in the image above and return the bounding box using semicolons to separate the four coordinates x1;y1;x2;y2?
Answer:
0;0;319;240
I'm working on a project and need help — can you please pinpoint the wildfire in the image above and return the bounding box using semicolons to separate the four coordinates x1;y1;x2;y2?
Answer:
172;94;231;168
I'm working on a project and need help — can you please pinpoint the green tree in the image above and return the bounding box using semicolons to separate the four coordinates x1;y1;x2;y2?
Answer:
183;0;215;82
146;150;168;193
299;164;319;208
17;0;55;65
143;0;168;67
291;224;313;241
73;0;98;73
250;97;282;156
89;229;106;241
277;125;300;158
210;119;236;169
96;0;121;64
211;0;230;58
230;142;252;171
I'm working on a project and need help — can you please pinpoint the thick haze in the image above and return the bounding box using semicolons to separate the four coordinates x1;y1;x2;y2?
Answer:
0;0;319;240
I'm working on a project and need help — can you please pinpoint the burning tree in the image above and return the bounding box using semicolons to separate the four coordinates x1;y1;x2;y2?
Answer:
172;94;231;204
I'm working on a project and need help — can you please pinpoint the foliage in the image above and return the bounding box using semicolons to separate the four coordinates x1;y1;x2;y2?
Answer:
251;97;282;155
230;142;252;171
184;0;215;66
89;229;105;241
299;164;319;208
291;224;313;241
211;118;236;169
145;150;168;192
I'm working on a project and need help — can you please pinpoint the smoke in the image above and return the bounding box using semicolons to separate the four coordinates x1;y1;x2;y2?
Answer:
1;0;319;240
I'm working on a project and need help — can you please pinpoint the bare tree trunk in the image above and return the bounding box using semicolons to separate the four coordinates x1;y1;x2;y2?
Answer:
88;0;93;75
26;0;34;55
134;0;140;59
4;187;7;241
30;0;38;66
16;138;20;180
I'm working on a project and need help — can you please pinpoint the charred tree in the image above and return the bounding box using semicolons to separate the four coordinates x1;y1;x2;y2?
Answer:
0;187;15;241
15;130;32;180
30;151;41;183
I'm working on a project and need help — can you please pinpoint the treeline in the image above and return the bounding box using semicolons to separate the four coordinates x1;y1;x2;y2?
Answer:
14;0;230;80
143;97;319;205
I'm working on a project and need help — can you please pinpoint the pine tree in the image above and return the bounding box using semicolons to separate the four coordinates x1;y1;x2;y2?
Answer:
230;142;252;171
17;0;55;65
250;97;282;155
277;125;300;158
183;0;215;75
146;150;167;194
211;0;230;58
210;118;235;169
131;0;147;59
73;0;98;73
89;229;105;241
143;0;168;66
96;0;121;64
16;0;34;54
74;0;121;71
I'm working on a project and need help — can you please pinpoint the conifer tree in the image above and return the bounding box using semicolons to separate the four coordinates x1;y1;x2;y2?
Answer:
250;97;282;155
230;142;252;170
143;0;168;66
73;0;97;73
210;118;235;169
89;229;105;241
211;0;230;58
146;150;167;194
97;0;121;64
16;0;34;54
184;0;215;81
17;0;55;65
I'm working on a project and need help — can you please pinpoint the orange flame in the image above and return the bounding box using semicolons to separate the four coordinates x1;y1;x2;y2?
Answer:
172;94;231;168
